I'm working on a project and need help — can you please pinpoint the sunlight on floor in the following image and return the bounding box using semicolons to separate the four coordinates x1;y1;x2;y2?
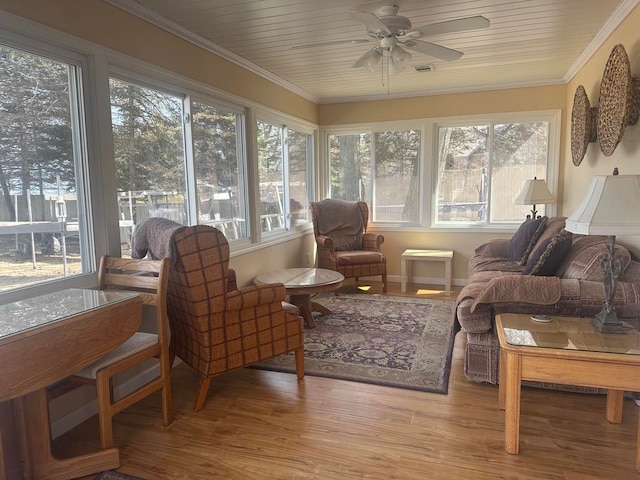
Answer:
416;288;445;295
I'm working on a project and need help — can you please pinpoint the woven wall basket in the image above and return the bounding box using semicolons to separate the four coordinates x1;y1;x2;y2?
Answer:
597;44;640;156
571;85;597;166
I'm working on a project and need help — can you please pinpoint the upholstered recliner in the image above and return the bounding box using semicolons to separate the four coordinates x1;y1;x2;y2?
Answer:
166;225;305;411
310;199;387;292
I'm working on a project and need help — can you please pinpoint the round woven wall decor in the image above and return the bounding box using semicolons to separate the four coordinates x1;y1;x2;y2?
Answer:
597;44;638;156
571;85;597;166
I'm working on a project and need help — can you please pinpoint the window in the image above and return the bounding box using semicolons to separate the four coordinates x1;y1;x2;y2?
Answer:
0;44;91;292
110;78;187;254
436;119;555;225
257;120;312;233
328;129;420;222
191;101;248;240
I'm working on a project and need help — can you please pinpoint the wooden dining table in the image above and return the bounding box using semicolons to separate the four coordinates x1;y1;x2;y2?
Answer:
0;288;143;480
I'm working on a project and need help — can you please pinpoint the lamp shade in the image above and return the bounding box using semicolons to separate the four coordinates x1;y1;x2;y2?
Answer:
514;178;555;205
565;174;640;236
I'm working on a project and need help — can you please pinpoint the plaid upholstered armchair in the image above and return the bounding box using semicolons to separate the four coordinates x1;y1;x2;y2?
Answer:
166;225;305;411
310;199;387;293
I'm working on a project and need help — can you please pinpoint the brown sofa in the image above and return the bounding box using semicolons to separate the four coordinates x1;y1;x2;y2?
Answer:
456;216;640;384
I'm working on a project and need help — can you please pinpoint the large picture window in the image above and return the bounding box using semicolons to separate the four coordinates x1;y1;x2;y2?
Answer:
328;129;420;222
436;119;554;225
257;120;312;234
0;44;90;292
191;101;248;240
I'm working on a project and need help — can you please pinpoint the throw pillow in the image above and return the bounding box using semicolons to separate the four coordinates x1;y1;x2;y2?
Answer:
504;216;548;265
524;229;573;276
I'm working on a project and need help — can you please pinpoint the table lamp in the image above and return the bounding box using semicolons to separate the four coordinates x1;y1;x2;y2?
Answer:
565;168;640;333
514;177;555;219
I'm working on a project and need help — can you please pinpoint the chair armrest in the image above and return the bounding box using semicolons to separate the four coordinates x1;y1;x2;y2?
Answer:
315;234;335;250
227;268;238;292
362;232;384;251
225;283;286;311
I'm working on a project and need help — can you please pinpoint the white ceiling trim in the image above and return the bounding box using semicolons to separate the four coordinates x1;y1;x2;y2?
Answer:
105;0;320;103
563;0;640;82
319;78;567;104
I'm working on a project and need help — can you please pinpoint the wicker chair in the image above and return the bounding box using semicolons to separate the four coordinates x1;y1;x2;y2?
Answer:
310;199;387;292
166;225;305;411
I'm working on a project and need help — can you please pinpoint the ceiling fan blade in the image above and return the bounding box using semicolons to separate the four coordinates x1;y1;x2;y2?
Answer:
409;15;490;37
290;39;372;50
404;40;463;62
350;11;391;36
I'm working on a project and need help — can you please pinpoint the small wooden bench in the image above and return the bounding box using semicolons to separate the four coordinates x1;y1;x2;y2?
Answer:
401;249;453;294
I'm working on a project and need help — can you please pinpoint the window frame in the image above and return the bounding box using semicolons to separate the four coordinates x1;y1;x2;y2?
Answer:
0;29;101;304
320;110;560;231
431;110;560;229
255;109;316;242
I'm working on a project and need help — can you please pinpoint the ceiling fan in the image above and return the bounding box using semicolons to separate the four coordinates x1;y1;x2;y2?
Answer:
291;5;490;74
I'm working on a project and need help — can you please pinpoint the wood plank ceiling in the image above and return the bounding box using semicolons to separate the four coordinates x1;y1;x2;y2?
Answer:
108;0;633;103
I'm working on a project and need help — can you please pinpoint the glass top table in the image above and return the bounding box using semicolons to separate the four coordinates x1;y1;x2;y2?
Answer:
254;267;344;328
0;288;140;341
496;313;640;470
499;313;640;356
0;288;143;479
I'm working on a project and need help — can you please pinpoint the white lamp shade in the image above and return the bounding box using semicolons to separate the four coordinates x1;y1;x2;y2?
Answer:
565;174;640;236
514;178;555;205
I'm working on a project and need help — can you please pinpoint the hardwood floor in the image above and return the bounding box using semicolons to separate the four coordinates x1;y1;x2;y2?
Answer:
54;281;640;479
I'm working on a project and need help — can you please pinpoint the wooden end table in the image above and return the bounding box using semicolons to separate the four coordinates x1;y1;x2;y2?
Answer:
496;313;640;472
254;268;344;328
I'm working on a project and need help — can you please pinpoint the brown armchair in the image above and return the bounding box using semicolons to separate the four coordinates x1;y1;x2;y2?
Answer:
166;225;305;411
310;199;387;293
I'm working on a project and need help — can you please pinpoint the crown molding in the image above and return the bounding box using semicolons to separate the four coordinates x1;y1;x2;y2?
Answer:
318;78;566;104
563;0;640;82
105;0;320;104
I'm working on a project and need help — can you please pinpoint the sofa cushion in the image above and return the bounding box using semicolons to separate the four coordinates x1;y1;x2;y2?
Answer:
529;216;566;255
559;236;631;281
504;216;547;264
524;229;573;275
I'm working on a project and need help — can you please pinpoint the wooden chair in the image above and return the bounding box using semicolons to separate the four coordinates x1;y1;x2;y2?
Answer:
310;199;387;292
166;225;304;411
61;256;174;449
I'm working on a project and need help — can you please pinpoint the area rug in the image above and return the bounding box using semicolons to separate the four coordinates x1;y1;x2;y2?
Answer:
95;471;144;480
255;294;457;394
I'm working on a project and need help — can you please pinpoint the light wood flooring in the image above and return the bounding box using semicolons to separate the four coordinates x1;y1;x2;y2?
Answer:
54;281;640;479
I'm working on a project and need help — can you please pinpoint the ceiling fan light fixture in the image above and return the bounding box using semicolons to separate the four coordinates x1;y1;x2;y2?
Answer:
390;45;411;73
363;47;383;72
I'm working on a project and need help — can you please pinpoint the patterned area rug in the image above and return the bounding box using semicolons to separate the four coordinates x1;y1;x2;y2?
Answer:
95;471;144;480
255;294;457;394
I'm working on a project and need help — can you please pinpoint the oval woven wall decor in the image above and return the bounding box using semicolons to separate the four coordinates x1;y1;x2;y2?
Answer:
597;44;639;156
571;85;597;166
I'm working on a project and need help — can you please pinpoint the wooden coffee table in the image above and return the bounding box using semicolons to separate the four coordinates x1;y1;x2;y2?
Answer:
254;268;344;328
496;313;640;472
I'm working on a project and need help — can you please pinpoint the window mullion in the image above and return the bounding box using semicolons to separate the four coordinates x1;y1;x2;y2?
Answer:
183;96;198;225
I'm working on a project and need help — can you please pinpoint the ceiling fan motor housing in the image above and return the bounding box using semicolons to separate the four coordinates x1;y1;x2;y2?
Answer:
378;5;412;35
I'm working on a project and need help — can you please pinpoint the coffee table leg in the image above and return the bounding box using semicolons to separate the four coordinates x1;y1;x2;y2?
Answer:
504;351;521;455
289;294;316;328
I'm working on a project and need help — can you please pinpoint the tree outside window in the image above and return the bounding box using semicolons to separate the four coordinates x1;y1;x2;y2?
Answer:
0;45;89;292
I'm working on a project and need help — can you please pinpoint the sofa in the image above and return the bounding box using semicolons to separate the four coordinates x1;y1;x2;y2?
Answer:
456;216;640;384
